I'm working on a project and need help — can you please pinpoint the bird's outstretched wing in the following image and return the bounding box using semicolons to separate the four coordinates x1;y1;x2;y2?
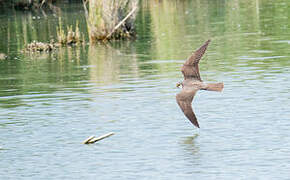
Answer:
176;88;200;128
181;40;210;81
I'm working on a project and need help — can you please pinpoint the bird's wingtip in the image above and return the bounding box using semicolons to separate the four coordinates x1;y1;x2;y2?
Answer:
193;122;200;128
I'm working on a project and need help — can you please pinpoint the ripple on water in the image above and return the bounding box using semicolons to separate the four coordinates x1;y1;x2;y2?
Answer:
1;1;290;179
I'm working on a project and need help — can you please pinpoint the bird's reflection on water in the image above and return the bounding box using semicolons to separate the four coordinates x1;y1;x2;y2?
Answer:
180;133;200;156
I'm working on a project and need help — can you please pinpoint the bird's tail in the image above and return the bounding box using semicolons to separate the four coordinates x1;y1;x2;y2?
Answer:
204;83;224;92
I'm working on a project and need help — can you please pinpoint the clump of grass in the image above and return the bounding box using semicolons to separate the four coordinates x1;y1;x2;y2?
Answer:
85;0;138;42
57;18;66;45
23;19;85;53
57;18;84;45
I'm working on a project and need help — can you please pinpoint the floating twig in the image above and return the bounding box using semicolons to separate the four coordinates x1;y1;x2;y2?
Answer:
83;132;114;144
82;135;96;144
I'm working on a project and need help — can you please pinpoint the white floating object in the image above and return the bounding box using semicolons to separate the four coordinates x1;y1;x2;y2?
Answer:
82;135;95;144
83;132;114;144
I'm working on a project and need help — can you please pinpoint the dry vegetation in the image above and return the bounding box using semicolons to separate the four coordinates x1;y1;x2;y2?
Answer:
24;19;85;53
85;0;138;42
57;19;84;45
20;0;139;53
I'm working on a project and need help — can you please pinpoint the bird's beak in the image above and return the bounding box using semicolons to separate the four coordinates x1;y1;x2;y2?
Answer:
176;82;181;88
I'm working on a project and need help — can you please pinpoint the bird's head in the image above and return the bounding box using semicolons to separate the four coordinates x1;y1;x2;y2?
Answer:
176;82;183;88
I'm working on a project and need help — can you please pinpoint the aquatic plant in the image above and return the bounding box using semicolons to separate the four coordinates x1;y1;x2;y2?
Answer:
84;0;138;42
57;19;84;45
24;19;84;53
57;18;66;45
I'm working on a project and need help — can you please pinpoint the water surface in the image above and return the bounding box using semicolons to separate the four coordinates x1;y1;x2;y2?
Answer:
0;0;290;179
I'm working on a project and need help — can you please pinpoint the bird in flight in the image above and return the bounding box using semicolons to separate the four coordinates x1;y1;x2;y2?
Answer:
176;40;223;128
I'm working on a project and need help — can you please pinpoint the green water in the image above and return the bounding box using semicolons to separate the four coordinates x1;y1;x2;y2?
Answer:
0;0;290;179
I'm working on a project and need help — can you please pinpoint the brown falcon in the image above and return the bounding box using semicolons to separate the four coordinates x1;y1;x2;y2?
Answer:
176;40;224;128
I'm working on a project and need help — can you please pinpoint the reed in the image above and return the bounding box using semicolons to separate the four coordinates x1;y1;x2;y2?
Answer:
57;18;84;45
56;18;66;45
85;0;138;42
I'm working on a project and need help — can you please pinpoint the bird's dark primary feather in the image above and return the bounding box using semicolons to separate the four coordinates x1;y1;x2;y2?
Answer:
176;89;200;128
181;40;210;81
